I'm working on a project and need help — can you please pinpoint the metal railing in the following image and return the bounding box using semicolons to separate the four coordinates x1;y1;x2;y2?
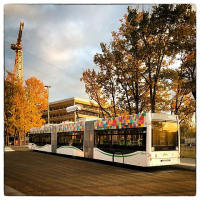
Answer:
112;149;124;165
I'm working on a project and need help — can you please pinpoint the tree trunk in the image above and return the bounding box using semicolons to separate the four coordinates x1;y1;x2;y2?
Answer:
24;131;26;146
135;67;139;114
14;128;16;146
149;84;154;113
7;127;9;146
192;90;196;101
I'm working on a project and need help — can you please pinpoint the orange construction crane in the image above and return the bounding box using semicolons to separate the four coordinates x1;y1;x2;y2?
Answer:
11;21;24;82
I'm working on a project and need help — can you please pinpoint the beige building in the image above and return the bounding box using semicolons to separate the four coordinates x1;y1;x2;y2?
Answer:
42;97;100;124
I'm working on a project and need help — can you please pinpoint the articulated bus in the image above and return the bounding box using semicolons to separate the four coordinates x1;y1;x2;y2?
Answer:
29;113;180;167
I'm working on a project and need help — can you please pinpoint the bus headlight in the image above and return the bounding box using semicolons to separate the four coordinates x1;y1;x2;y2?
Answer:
176;146;178;150
151;147;155;151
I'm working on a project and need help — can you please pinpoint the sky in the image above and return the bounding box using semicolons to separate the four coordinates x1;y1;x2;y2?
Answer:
3;2;197;104
4;3;152;103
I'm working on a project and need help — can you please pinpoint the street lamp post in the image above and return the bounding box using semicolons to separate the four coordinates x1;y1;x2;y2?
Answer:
45;85;51;124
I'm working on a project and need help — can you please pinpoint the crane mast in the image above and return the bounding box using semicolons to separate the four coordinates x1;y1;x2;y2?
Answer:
11;21;24;82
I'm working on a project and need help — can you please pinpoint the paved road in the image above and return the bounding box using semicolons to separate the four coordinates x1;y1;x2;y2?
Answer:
4;148;196;196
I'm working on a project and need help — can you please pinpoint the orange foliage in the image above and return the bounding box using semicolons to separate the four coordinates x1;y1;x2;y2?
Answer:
4;71;48;139
25;77;48;127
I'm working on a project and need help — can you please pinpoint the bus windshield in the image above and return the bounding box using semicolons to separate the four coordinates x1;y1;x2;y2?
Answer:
152;121;178;151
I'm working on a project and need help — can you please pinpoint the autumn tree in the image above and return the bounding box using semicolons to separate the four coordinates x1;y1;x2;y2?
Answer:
180;121;196;140
124;4;196;113
91;5;173;114
80;69;111;117
92;14;151;115
4;71;48;146
162;67;195;124
111;11;151;114
179;51;196;100
124;5;171;113
82;4;196;117
4;71;24;145
171;4;196;100
25;77;48;128
159;4;196;122
94;42;120;117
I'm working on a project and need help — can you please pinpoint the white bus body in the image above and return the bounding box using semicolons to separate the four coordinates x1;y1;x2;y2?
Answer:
29;113;180;167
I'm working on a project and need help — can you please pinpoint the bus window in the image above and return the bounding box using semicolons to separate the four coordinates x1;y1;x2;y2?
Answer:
57;132;83;150
101;131;111;148
72;132;83;150
31;133;51;146
44;134;51;144
95;128;146;154
152;121;178;151
57;133;72;146
34;135;40;143
111;130;125;149
96;130;111;150
126;128;146;152
29;134;34;143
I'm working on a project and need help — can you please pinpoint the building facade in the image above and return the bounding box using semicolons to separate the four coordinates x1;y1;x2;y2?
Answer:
42;97;100;124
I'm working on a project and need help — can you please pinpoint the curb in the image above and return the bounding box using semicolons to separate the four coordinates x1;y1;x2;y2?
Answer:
174;164;196;171
4;147;15;152
4;185;25;196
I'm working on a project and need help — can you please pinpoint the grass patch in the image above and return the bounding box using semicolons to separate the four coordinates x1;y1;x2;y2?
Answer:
181;151;196;159
180;146;196;158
